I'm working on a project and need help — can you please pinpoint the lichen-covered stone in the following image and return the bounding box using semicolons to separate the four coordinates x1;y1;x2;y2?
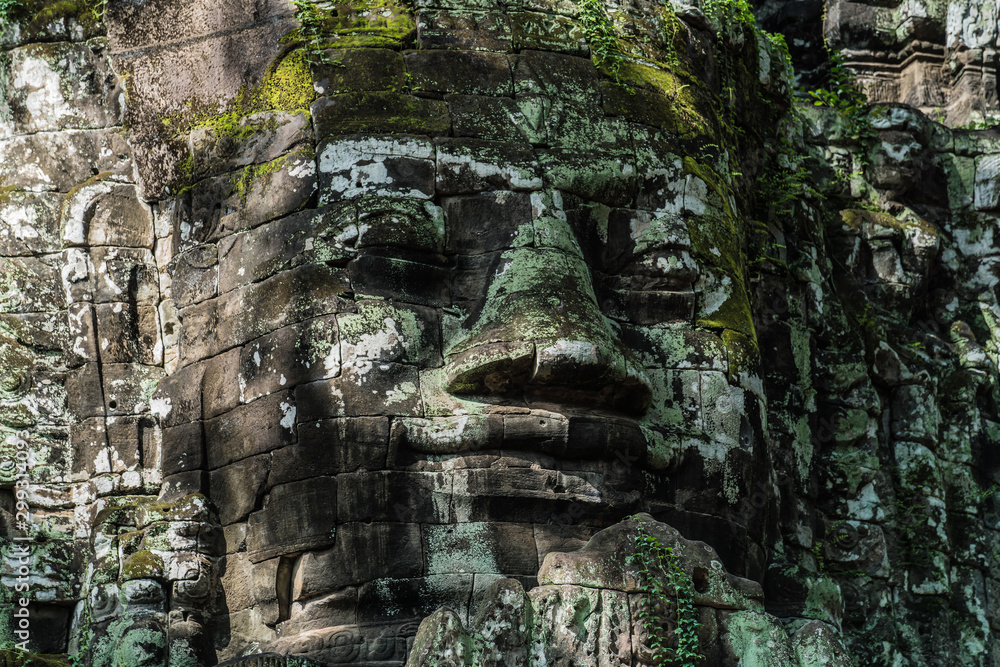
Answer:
4;0;1000;665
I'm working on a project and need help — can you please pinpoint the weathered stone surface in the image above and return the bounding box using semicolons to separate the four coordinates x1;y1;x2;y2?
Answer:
0;129;131;192
203;391;296;469
408;517;805;667
2;41;122;135
7;1;1000;665
269;417;389;485
246;476;338;562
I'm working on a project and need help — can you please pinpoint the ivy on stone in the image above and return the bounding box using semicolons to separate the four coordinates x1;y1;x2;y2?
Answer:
0;0;20;26
628;518;701;666
574;0;625;83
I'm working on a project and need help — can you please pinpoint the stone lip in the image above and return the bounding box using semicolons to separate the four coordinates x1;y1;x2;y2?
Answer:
394;408;649;463
538;513;764;611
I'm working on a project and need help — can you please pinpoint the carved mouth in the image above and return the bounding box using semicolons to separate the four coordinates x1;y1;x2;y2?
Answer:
394;406;648;464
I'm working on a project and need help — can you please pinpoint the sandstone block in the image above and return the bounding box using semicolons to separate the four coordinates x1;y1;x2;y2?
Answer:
0;191;62;256
209;454;270;525
95;303;162;365
312;93;451;140
416;10;512;51
313;49;405;96
239;315;340;402
204;391;296;469
295;362;423;420
151;361;205;428
101;363;165;416
316;135;437;202
178;263;351;365
405;50;512;96
447;94;533;142
246;477;337;561
167;244;218;308
337;470;451;523
4;42;121;134
975;154;1000;211
269;417;390;486
444;191;532;253
292;522;423;598
0;129;130;192
200;348;241;419
422;522;538;575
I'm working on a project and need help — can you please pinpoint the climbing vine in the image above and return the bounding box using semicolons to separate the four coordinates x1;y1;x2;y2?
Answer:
627;518;701;666
575;0;626;83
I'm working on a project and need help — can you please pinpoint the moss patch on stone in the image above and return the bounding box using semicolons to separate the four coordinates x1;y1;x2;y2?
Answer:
5;0;103;33
286;0;416;50
314;91;451;138
181;48;316;143
604;60;717;139
231;150;311;205
839;208;938;236
121;549;164;581
0;650;72;667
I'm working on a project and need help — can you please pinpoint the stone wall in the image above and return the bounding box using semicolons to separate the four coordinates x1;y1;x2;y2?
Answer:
1;0;1000;665
759;0;1000;126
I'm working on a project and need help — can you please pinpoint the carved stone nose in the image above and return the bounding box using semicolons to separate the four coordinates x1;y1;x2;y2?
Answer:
444;330;652;415
443;239;653;414
529;337;653;414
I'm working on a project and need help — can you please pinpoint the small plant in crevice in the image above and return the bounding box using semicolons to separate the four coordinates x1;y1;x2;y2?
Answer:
807;50;881;148
954;116;1000;131
289;0;331;55
626;518;702;666
90;0;107;25
0;640;26;655
574;0;628;87
701;0;772;112
0;0;21;26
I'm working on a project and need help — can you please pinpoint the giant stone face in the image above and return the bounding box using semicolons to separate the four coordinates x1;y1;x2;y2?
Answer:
169;55;773;656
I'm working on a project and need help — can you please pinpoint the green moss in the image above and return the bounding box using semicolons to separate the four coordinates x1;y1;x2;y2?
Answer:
63;171;113;203
0;333;32;395
681;155;756;344
683;156;735;220
165;47;316;147
839;208;938;236
697;284;755;340
118;529;144;555
230;150;308;204
315;91;450;137
135;493;209;527
722;329;759;380
603;60;716;139
257;49;316;115
176;154;194;187
0;650;72;667
287;0;416;50
121;549;164;581
3;0;103;32
0;186;20;208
